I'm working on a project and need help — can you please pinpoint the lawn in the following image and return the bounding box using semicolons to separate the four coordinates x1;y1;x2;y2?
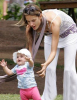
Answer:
0;94;20;100
0;94;63;100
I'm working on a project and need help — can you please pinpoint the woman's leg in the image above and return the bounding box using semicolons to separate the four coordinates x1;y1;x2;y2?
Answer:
63;43;77;100
41;39;60;100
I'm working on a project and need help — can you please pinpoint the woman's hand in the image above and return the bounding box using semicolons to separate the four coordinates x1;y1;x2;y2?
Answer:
37;63;47;78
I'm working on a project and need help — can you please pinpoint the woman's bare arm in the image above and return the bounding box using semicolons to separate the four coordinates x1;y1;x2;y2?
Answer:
37;17;61;77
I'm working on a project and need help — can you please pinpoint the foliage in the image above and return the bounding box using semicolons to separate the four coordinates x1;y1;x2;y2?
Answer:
0;8;3;20
75;8;77;18
0;9;2;20
3;3;22;20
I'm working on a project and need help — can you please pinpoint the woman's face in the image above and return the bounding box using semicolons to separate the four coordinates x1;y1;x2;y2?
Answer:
25;15;42;30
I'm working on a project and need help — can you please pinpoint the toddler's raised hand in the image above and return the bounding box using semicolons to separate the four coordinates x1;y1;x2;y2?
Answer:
25;56;33;67
0;59;7;68
25;56;31;62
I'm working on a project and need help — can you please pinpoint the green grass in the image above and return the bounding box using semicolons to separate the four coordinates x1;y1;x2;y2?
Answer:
0;94;62;100
0;0;4;19
55;95;63;100
0;94;20;100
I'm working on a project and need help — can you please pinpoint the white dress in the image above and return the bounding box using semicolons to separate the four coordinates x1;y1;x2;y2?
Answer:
41;9;77;100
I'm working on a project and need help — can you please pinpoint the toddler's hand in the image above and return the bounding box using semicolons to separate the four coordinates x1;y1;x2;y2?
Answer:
0;59;7;68
25;56;31;62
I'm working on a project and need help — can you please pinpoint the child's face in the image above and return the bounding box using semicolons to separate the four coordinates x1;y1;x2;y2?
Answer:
16;53;26;66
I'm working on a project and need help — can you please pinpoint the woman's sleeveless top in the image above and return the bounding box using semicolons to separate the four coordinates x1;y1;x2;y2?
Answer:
42;9;77;48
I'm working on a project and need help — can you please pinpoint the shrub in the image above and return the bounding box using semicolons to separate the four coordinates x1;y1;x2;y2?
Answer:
3;3;22;20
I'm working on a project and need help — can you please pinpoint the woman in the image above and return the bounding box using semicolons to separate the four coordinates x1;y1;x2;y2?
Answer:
2;4;77;100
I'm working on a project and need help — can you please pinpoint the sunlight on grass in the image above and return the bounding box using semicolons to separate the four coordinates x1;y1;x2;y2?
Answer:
0;94;20;100
0;94;62;100
55;95;63;100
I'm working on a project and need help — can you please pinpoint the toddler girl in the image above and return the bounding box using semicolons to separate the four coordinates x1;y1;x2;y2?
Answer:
0;48;41;100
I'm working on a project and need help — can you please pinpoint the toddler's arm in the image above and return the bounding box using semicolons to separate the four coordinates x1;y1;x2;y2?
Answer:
0;59;14;75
